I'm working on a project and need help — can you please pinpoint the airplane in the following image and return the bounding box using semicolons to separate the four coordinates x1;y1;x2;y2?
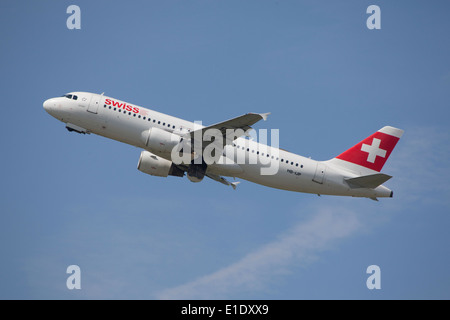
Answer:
43;92;403;200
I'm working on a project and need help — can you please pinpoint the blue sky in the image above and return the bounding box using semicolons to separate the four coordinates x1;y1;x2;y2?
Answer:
1;0;449;299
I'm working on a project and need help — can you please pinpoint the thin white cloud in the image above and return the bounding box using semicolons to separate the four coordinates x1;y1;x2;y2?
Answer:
156;206;362;299
387;125;450;205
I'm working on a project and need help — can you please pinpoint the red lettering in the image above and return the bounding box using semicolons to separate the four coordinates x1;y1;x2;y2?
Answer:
112;100;123;108
104;99;140;113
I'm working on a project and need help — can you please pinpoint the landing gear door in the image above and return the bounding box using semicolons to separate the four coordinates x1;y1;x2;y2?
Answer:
313;162;326;184
87;94;102;114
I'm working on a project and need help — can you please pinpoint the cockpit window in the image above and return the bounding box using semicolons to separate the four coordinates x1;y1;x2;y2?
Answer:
61;94;78;100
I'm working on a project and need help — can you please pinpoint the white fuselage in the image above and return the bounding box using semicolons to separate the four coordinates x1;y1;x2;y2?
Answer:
43;92;393;199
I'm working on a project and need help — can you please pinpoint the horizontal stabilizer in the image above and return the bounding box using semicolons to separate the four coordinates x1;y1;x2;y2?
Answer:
345;173;392;189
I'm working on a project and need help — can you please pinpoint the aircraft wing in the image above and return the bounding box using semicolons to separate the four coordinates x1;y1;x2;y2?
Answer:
206;173;240;190
176;113;268;188
188;112;270;148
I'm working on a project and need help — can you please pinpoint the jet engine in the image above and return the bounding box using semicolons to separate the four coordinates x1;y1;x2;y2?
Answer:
137;151;184;177
142;127;182;154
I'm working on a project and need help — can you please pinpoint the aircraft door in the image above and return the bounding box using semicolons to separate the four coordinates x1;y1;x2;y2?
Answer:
313;162;327;184
87;94;102;114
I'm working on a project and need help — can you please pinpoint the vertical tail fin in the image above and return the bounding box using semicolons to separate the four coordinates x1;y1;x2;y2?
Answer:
329;126;404;174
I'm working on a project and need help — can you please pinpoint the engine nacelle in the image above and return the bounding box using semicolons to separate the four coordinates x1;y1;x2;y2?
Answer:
137;151;184;177
141;127;182;154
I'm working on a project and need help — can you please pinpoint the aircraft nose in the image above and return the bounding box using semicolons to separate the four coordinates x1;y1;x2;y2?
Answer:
43;98;54;113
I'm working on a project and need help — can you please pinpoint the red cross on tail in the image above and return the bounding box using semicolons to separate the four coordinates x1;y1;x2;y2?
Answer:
333;126;404;172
